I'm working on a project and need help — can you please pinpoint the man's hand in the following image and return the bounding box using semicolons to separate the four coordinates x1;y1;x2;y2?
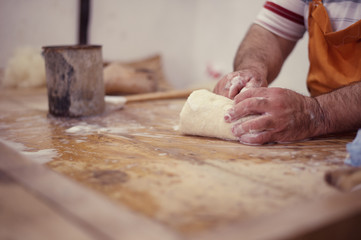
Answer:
213;68;268;99
213;24;296;100
225;87;326;145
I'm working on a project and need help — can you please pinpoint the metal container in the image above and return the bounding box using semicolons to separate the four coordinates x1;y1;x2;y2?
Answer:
43;45;105;117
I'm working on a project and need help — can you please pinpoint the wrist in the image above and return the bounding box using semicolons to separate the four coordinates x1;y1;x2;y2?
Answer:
308;97;330;137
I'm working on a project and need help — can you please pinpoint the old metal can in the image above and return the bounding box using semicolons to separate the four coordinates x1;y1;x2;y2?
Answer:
43;45;105;117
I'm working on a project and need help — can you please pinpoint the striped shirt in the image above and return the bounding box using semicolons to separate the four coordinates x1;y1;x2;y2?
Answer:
254;0;361;41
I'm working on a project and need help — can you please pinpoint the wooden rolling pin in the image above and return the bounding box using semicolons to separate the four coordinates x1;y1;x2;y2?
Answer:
105;89;198;110
125;89;195;103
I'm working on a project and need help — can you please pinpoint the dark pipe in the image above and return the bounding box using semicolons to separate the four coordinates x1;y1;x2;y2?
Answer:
78;0;91;45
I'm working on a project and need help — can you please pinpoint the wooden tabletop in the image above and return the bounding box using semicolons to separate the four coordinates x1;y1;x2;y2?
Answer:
0;87;360;240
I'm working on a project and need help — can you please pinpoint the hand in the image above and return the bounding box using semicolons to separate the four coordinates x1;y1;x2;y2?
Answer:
213;68;268;99
225;87;325;145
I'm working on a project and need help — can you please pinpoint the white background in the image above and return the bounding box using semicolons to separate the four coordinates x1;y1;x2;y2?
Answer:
0;0;309;95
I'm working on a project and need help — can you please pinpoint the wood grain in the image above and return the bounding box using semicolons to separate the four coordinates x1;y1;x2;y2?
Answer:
0;87;360;239
0;142;181;240
195;189;361;240
125;88;194;102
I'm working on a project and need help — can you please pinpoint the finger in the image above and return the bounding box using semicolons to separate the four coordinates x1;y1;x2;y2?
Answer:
228;76;248;99
226;97;269;122
213;80;229;97
244;75;267;89
214;73;239;98
232;115;274;136
217;87;230;98
238;131;274;145
234;87;266;104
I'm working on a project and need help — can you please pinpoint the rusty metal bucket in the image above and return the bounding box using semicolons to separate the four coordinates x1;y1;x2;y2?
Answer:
42;45;105;117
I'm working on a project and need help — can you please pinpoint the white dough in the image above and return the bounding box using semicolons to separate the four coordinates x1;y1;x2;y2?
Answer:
179;89;253;141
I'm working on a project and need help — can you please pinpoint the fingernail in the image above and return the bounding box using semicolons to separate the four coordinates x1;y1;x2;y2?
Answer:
225;109;234;122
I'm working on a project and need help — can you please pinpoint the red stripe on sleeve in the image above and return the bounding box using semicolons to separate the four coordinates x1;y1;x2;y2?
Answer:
264;1;304;25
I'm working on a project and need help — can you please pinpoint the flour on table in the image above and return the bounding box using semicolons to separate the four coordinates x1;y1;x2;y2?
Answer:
179;89;254;141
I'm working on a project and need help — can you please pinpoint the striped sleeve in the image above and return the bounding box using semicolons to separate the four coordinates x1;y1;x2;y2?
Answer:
254;0;307;41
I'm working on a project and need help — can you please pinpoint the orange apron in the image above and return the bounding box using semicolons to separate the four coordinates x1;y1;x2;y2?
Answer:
307;0;361;97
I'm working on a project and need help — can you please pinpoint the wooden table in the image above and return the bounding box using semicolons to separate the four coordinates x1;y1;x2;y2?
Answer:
0;88;360;240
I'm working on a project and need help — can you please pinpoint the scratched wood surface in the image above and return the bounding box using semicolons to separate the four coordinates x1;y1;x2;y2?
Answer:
0;141;180;240
0;87;357;237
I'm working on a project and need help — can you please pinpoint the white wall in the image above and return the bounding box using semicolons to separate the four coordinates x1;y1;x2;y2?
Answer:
90;0;197;89
0;0;77;60
0;0;309;95
192;0;263;85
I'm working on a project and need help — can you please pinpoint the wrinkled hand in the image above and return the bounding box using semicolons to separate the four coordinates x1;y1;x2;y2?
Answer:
225;87;325;145
213;68;267;99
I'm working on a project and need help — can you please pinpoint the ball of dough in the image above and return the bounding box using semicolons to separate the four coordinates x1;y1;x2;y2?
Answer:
179;89;254;141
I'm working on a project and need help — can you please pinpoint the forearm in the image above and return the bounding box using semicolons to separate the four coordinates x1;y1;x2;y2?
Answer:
233;24;296;84
315;81;361;135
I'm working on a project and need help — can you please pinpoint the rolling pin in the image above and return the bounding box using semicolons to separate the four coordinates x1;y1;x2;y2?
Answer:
125;89;195;103
105;89;196;110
